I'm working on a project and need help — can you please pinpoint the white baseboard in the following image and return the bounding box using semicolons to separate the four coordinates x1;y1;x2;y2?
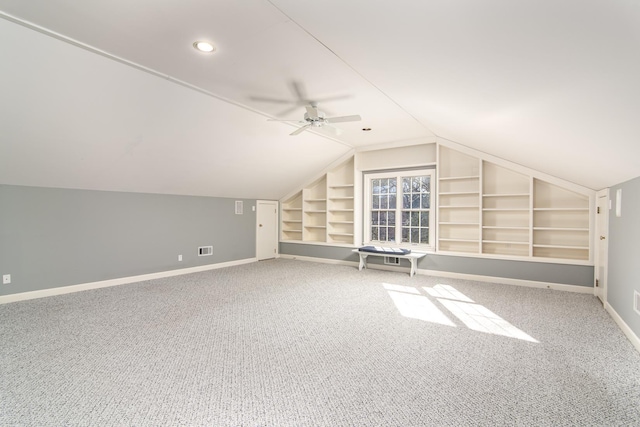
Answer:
280;254;593;293
279;254;358;267
605;302;640;354
0;258;257;305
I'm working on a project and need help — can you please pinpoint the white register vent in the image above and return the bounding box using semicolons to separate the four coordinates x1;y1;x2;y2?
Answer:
235;201;243;215
634;290;640;316
198;246;213;256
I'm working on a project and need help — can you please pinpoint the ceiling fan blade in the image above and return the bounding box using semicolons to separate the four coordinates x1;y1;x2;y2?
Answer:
277;105;301;117
305;105;319;120
313;94;352;104
249;96;295;105
290;80;308;103
319;124;343;137
290;124;312;136
325;114;361;123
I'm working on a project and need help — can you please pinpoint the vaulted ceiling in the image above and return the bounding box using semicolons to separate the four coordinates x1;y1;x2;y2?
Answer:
1;1;639;199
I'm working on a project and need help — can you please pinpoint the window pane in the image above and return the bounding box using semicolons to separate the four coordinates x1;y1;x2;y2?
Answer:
371;227;378;240
402;177;410;193
411;212;419;226
389;227;396;242
420;228;429;244
402;227;409;243
403;194;411;209
423;178;430;193
372;195;380;209
381;195;388;209
389;194;396;209
373;179;380;194
380;227;387;241
389;211;396;224
372;212;379;225
421;211;429;227
411;228;419;243
380;211;387;225
412;177;420;192
402;211;410;226
389;179;397;194
421;193;430;208
412;194;420;209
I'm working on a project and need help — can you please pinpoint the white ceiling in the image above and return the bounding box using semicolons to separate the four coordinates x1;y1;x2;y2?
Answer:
1;0;639;198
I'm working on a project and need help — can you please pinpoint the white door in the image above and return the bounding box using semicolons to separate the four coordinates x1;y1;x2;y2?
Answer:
594;189;609;304
256;200;278;261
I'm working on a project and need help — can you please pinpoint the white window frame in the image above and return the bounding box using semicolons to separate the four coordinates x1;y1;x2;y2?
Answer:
364;169;435;251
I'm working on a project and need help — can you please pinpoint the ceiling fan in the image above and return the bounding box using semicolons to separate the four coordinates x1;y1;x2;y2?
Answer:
269;103;362;136
250;80;351;117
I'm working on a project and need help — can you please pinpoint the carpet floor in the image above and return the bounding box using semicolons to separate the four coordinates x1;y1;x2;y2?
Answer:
1;259;639;426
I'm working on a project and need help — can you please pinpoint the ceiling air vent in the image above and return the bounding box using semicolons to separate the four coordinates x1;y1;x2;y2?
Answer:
235;201;243;215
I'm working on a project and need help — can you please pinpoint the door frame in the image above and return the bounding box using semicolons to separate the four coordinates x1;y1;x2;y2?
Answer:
256;200;279;261
594;188;609;303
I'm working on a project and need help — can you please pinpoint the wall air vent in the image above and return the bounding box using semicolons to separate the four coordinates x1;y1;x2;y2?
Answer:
634;290;640;316
198;246;213;256
235;201;243;215
384;256;400;265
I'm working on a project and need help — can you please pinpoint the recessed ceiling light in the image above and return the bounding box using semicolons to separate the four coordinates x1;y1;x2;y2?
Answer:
362;128;372;131
193;41;215;53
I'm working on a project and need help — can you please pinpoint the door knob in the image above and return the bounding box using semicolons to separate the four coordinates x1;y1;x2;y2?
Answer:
600;236;606;240
259;224;263;227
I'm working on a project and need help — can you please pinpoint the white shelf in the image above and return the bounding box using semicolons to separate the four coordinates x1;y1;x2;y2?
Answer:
329;197;353;201
533;227;588;231
482;226;528;230
329;232;354;237
482;240;529;245
439;238;480;243
440;206;479;209
329;184;354;189
329;221;354;224
305;199;326;202
331;209;354;212
304;225;326;229
533;244;589;250
441;222;480;226
305;210;326;213
282;220;302;223
533;208;588;211
439;175;479;181
283;208;302;211
482;208;529;211
440;191;480;196
483;193;529;197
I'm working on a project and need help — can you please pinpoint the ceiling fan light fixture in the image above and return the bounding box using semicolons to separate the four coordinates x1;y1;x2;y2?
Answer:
193;41;215;53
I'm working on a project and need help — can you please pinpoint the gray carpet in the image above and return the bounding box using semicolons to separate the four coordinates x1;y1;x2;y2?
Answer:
1;259;639;426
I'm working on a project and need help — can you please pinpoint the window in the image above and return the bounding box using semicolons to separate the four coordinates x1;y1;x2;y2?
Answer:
364;169;435;249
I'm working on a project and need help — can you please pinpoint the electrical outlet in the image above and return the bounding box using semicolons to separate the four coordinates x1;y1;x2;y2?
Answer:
3;274;11;284
178;254;183;262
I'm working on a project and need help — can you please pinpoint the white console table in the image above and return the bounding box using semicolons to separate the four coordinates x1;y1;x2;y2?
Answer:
352;249;427;277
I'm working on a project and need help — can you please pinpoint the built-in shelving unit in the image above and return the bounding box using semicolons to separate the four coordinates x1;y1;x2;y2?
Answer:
532;179;589;261
281;191;303;241
438;146;591;262
481;161;531;257
327;157;355;244
280;157;355;246
438;146;481;253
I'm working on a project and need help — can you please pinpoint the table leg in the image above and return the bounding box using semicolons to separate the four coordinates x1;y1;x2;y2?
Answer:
410;258;416;277
359;254;368;271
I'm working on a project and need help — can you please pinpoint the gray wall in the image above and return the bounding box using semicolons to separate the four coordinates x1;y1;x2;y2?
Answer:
608;176;640;338
280;242;594;287
0;185;256;296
